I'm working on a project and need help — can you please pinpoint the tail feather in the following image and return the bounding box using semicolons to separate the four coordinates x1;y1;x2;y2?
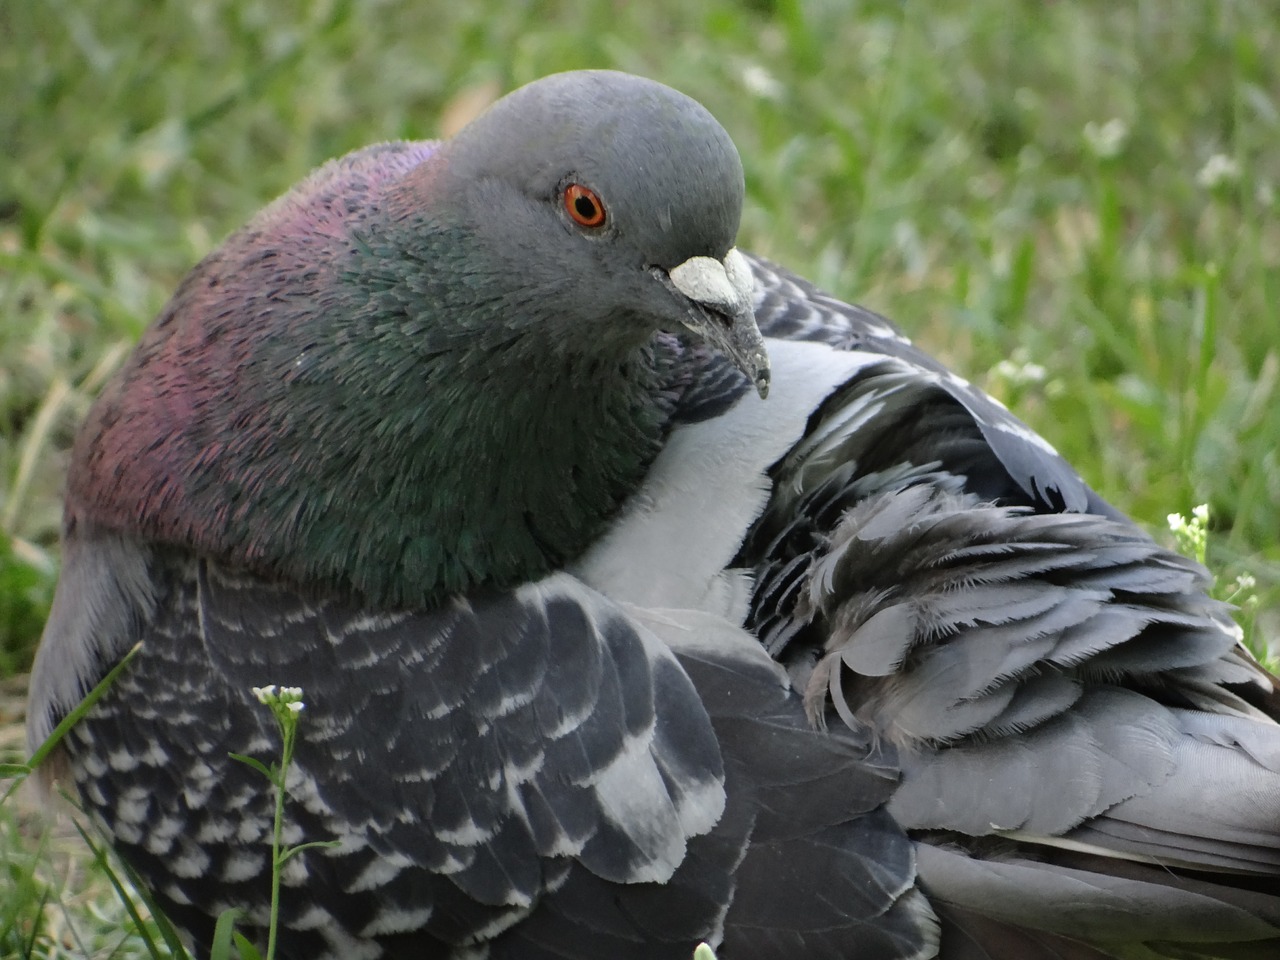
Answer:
917;842;1280;959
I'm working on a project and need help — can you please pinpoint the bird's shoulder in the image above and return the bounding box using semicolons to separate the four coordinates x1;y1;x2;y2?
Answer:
255;139;441;233
744;253;1121;516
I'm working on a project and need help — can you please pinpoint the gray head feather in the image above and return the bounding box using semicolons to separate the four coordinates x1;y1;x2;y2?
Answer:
409;70;765;386
443;70;745;269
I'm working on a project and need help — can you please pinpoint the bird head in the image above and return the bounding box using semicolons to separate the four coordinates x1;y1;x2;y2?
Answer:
397;69;771;398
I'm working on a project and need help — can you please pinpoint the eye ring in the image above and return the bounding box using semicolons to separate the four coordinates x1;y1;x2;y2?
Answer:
564;183;607;228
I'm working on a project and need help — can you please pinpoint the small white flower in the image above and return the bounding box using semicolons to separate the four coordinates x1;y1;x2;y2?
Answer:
252;685;277;704
991;351;1047;388
1083;118;1128;159
741;64;782;101
287;701;305;714
1196;154;1240;189
1168;506;1209;564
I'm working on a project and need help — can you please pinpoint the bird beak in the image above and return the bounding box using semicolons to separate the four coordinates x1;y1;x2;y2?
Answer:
660;248;771;399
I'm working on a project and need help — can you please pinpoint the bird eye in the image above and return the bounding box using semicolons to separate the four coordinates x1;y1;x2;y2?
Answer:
564;183;606;228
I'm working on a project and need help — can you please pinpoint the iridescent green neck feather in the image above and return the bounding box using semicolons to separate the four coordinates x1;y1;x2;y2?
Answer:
68;149;678;609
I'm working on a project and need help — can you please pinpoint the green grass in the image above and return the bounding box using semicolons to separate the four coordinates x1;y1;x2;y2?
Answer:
2;0;1279;954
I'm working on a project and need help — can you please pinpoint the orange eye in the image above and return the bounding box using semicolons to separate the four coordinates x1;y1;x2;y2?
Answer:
564;183;606;228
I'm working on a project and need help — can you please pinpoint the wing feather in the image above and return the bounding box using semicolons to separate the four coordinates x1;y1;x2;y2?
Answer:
740;256;1280;958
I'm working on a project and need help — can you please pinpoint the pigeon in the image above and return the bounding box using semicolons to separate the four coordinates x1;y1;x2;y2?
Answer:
26;69;1280;960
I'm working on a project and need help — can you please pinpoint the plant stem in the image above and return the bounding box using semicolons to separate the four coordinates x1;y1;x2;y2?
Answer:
266;721;297;960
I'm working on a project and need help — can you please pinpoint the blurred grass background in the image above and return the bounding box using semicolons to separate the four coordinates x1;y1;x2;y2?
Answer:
2;0;1279;953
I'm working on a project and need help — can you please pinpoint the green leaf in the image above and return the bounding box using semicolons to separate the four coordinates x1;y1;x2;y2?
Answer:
71;819;177;960
4;641;144;804
228;752;275;781
211;909;244;960
277;839;342;864
234;930;266;960
25;641;143;771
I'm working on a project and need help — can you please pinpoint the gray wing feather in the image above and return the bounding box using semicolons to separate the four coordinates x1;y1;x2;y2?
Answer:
789;485;1277;862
